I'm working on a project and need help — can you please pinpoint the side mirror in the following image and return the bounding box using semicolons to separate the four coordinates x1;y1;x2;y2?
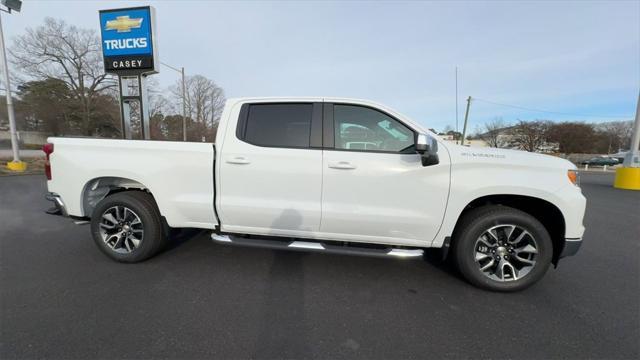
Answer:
416;133;439;166
416;133;429;153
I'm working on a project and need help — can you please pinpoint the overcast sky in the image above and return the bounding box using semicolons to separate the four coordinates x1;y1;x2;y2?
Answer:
3;0;639;131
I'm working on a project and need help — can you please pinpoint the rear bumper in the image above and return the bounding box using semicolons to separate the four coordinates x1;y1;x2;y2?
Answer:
45;192;68;217
560;237;582;258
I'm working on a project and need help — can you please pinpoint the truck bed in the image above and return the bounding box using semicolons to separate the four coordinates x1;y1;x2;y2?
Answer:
46;137;218;229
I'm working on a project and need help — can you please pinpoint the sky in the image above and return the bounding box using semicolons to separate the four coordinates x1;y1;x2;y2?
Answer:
2;0;639;131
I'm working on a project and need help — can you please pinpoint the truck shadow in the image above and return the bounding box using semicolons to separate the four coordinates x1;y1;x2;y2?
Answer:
421;249;466;284
162;228;205;252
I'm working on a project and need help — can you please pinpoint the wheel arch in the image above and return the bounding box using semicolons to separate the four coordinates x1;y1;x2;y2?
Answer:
450;194;566;266
81;176;155;218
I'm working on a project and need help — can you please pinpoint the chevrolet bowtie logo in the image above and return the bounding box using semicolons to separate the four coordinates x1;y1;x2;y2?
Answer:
105;16;143;33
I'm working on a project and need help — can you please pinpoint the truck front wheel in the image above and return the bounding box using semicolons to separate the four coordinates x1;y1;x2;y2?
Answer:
452;205;553;292
90;191;166;263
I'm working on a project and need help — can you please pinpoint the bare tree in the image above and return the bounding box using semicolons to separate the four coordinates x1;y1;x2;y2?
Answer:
598;121;634;153
149;94;172;119
173;75;225;125
477;117;508;148
170;74;225;140
10;17;117;135
510;120;551;152
144;77;172;119
547;122;596;153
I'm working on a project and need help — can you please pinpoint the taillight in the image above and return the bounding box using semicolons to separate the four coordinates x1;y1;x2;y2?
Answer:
43;143;54;180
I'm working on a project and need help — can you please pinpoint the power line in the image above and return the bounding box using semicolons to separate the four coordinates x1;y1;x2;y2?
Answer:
473;97;632;119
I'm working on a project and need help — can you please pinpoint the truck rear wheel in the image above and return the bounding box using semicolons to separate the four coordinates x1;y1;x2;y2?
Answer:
452;205;552;292
90;191;166;263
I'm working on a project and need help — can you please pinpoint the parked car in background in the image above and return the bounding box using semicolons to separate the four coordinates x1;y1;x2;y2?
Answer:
609;151;628;164
581;157;619;166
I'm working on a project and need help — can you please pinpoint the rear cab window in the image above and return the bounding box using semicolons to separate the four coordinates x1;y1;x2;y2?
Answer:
239;103;313;148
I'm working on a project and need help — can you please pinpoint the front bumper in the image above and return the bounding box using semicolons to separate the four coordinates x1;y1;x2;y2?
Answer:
560;237;582;258
45;192;68;217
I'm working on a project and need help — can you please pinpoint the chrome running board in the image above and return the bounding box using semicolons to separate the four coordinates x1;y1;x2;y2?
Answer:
210;233;423;259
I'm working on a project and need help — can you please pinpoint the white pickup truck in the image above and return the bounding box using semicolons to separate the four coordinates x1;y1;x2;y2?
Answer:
44;97;586;291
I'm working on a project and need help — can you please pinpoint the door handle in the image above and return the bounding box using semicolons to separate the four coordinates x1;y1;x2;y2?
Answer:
328;161;356;170
226;156;251;165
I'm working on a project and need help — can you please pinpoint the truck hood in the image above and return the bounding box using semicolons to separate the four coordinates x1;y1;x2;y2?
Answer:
443;143;576;170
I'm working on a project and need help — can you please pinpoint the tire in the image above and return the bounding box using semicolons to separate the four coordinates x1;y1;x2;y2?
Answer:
90;190;166;263
452;205;553;292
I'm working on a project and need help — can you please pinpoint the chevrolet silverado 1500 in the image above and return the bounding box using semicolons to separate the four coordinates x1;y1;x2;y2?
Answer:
44;97;586;291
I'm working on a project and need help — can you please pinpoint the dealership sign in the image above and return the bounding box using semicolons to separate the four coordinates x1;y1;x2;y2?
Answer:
99;6;158;74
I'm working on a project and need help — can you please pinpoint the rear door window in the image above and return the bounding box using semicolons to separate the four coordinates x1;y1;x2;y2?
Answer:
243;104;313;148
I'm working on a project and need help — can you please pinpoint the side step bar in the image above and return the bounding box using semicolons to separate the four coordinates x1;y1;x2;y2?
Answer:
211;234;423;259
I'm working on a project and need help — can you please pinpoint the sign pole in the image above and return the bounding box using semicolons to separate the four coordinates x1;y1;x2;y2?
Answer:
139;75;150;140
117;75;128;139
99;6;158;141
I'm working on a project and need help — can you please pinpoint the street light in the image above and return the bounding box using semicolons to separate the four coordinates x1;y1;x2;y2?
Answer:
161;61;187;141
0;0;25;171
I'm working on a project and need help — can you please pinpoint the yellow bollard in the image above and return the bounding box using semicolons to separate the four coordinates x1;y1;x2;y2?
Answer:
6;160;27;172
614;168;640;190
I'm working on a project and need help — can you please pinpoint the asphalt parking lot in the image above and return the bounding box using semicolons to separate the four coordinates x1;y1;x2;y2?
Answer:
1;173;638;359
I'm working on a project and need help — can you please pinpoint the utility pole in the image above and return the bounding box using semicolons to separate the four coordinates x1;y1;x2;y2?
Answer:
161;62;188;141
0;7;25;171
181;67;187;141
460;96;472;146
455;66;459;144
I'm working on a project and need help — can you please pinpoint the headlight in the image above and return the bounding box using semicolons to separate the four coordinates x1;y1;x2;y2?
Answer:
567;170;579;187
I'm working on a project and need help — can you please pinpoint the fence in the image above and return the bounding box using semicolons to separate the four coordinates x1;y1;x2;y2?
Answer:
0;130;48;148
